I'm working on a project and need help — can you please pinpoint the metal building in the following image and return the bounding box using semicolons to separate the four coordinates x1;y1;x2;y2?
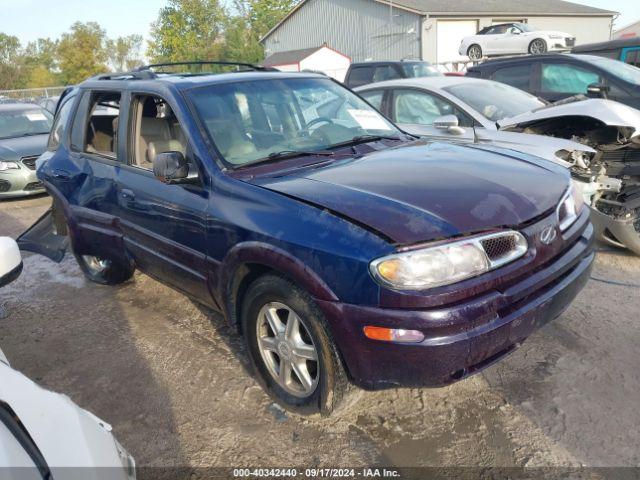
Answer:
261;0;616;65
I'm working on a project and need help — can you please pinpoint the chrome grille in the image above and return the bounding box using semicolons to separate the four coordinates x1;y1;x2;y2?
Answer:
479;232;528;268
21;156;38;170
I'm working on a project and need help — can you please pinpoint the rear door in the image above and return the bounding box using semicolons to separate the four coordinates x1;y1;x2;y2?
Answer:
113;90;213;305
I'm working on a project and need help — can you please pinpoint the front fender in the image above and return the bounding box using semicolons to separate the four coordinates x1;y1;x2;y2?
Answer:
218;242;340;328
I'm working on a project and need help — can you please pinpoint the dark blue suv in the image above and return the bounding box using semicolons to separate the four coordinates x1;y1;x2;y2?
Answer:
20;62;594;415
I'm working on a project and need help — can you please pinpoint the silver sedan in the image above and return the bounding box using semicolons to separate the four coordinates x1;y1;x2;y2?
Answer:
0;103;52;198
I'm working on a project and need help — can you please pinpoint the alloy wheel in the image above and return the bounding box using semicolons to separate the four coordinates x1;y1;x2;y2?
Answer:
256;302;319;398
530;39;546;54
468;45;482;60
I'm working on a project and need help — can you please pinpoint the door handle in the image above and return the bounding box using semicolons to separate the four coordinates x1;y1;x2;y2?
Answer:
52;169;70;181
121;189;136;200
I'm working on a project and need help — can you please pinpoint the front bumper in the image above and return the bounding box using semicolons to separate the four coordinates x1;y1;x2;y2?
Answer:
0;167;45;198
318;217;594;390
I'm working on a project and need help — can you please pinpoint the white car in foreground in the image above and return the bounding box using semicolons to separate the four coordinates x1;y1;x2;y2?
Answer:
459;23;575;60
0;237;135;480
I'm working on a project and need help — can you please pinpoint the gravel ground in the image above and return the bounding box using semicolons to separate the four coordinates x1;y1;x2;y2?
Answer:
1;195;639;475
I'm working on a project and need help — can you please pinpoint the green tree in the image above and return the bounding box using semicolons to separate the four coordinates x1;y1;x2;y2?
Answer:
148;0;227;63
0;33;25;89
57;22;108;84
223;0;300;63
23;38;60;88
107;34;144;71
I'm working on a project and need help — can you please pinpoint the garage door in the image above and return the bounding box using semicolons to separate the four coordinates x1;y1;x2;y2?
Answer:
437;20;478;63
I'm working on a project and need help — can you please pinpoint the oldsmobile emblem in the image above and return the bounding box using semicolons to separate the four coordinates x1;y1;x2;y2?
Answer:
540;226;558;245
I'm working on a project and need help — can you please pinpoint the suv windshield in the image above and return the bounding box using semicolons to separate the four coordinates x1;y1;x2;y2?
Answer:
401;62;442;78
579;55;640;84
445;81;545;121
0;107;53;140
188;77;400;167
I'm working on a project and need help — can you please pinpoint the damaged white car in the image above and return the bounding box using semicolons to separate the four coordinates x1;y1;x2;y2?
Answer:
356;77;640;254
0;237;136;480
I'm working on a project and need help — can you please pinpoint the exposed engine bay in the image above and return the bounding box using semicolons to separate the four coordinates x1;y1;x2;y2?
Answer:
508;115;640;254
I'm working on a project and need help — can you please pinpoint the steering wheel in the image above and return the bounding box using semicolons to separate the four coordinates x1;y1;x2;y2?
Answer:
306;117;335;129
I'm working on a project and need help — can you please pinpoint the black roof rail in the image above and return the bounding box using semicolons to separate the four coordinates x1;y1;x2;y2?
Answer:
135;61;272;73
93;70;157;81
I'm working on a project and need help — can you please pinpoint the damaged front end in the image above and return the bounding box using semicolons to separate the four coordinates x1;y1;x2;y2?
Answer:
501;105;640;255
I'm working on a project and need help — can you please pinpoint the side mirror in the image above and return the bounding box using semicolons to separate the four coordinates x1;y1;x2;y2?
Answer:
434;114;465;135
0;237;23;287
587;83;610;99
153;151;189;184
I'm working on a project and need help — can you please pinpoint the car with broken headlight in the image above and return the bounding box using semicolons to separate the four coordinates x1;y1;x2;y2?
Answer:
0;103;53;198
19;62;594;415
356;76;640;256
0;237;136;479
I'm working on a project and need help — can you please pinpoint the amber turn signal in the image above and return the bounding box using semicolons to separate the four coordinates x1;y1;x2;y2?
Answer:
363;326;425;343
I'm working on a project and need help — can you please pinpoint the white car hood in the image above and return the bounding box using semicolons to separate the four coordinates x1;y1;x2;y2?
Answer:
498;98;640;139
0;362;130;476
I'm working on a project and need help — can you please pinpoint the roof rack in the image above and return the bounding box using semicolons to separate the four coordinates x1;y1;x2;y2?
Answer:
91;61;276;82
135;61;272;74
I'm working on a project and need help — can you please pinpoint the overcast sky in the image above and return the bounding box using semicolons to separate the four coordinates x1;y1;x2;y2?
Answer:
0;0;637;46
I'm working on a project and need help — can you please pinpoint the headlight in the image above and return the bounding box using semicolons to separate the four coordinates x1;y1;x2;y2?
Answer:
549;34;563;39
557;182;584;231
370;231;528;290
0;161;20;171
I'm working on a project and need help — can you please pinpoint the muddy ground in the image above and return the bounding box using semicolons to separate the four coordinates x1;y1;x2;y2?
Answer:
1;195;639;475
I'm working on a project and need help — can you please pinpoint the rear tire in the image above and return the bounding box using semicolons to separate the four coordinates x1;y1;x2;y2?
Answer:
241;274;355;416
529;39;547;54
467;44;483;61
74;252;134;285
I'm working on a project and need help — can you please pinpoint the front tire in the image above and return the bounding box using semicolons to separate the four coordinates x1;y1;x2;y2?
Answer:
529;39;547;54
241;274;353;415
467;44;483;61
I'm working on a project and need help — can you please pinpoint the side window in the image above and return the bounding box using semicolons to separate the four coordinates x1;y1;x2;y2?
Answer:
84;91;121;158
348;67;374;87
373;65;402;83
360;90;385;111
393;89;470;126
492;64;533;91
47;95;75;150
624;49;640;68
131;95;188;170
541;63;600;94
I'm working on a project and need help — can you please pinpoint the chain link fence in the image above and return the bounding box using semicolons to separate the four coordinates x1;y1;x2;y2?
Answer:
0;86;68;103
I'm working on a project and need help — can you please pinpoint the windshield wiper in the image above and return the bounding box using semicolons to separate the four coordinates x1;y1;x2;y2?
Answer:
326;134;406;150
235;150;335;170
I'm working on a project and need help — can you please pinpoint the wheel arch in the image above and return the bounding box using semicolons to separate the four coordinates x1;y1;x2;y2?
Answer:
220;242;340;333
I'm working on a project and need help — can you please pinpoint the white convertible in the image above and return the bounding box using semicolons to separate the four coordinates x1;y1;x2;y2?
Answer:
0;237;136;480
459;23;575;61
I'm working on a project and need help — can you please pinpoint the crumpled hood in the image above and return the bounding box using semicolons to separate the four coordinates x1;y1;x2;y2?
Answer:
0;361;129;472
498;98;640;139
0;134;48;161
251;141;569;245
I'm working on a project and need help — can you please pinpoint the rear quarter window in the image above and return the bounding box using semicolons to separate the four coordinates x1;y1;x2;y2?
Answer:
347;67;374;87
492;64;533;91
